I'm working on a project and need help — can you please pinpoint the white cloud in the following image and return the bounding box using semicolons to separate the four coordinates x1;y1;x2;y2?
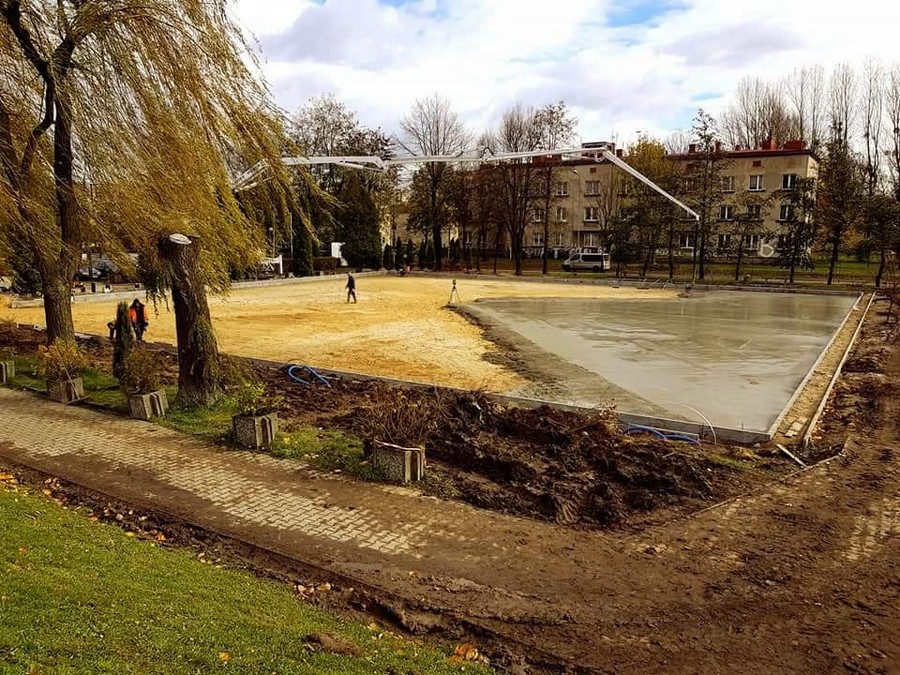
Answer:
234;0;900;147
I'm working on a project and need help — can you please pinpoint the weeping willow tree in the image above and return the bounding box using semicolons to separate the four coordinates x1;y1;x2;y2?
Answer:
0;0;308;405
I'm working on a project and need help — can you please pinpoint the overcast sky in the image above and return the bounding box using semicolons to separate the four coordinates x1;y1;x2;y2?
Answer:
231;0;900;147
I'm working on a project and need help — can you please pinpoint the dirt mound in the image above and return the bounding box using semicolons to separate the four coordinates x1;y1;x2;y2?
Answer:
344;389;727;528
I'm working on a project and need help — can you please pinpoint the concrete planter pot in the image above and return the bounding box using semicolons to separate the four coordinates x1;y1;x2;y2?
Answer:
0;360;14;384
372;441;426;483
232;413;277;449
47;377;84;404
129;390;169;420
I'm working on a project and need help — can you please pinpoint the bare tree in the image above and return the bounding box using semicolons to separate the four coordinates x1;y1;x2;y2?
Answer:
885;65;900;200
785;65;826;153
665;130;692;154
399;95;470;271
861;59;885;197
485;104;543;275
721;77;797;149
817;129;865;285
688;110;731;280
829;63;858;145
534;101;578;274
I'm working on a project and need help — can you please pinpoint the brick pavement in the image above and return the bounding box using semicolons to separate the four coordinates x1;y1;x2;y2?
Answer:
3;386;900;671
0;387;491;558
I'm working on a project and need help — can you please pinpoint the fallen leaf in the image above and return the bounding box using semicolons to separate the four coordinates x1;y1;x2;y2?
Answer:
155;533;166;542
125;532;135;538
450;643;480;663
218;651;231;662
41;489;52;496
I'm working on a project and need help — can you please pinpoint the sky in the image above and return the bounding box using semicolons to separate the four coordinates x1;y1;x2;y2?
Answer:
231;0;900;148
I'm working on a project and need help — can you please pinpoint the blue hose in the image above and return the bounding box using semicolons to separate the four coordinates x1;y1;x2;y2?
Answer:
287;364;332;388
626;424;700;445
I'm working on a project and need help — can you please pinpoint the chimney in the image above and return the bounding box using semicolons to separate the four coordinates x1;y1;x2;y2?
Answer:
714;140;722;153
734;144;742;151
783;139;806;151
615;148;623;158
761;137;776;151
688;143;697;154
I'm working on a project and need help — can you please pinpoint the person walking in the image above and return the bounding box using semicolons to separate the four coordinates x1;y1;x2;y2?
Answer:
345;272;357;303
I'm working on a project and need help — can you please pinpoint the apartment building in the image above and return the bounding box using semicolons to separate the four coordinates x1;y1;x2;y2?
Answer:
527;139;820;260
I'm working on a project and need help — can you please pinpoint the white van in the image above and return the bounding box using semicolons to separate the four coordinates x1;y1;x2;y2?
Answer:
561;251;610;273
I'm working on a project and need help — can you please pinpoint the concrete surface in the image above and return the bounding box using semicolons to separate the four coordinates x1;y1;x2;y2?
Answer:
468;291;858;433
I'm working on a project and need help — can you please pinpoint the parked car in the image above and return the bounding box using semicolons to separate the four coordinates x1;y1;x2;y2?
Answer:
561;252;610;273
75;267;103;280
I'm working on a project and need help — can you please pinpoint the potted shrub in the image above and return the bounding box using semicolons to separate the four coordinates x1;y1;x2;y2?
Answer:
232;381;281;449
0;346;14;384
36;339;88;403
120;347;169;420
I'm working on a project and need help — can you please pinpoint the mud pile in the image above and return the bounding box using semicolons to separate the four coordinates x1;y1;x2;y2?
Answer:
345;388;724;528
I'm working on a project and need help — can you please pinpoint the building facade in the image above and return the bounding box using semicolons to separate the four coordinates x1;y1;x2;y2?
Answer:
526;140;820;261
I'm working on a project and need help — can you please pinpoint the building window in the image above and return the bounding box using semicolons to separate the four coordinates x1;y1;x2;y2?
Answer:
533;208;544;223
463;231;472;245
777;233;789;249
779;204;794;221
582;233;599;248
682;177;698;193
554;232;566;247
752;160;762;167
782;173;798;189
717;233;732;250
745;234;760;251
619;180;632;196
747;204;762;220
721;176;735;192
584;180;600;196
555;206;568;222
532;231;544;247
584;206;600;222
719;205;734;221
679;232;693;249
589;166;597;174
749;175;764;191
555;182;569;196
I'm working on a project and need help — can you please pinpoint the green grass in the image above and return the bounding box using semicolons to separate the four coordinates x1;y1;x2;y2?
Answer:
273;428;384;480
158;394;238;442
0;485;490;674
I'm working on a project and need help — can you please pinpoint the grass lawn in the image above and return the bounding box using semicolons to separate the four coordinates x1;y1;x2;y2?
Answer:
0;480;490;674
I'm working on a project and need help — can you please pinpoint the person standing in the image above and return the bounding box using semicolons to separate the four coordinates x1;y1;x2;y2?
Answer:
129;298;149;340
345;272;357;303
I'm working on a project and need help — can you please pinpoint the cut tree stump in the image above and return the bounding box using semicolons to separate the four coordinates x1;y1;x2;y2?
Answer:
129;390;169;420
232;413;278;449
373;441;426;483
0;361;14;384
47;378;84;404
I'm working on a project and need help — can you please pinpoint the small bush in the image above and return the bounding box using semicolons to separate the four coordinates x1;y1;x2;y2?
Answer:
218;354;253;389
36;339;88;381
312;257;339;272
119;347;166;395
233;381;283;416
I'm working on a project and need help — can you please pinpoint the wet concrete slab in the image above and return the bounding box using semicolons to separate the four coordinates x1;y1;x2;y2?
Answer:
468;291;858;433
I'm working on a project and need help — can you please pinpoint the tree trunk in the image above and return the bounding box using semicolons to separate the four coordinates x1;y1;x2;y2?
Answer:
875;245;886;288
158;234;221;407
541;185;551;275
734;234;745;281
698;225;707;280
667;225;675;280
430;176;443;271
827;232;840;285
42;273;75;344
